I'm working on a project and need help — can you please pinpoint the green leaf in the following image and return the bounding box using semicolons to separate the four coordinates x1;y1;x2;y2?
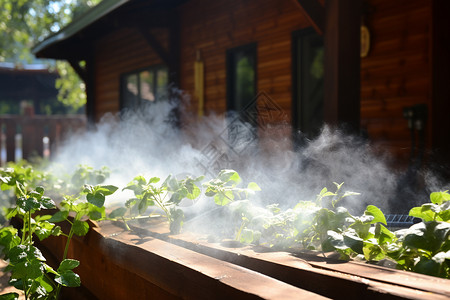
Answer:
365;205;387;225
58;259;80;272
12;260;43;280
324;230;347;251
403;221;450;253
5;208;18;220
169;192;183;204
0;226;20;253
7;278;21;291
138;198;149;214
36;275;54;293
363;240;386;261
55;270;81;287
375;223;396;245
16;196;40;212
430;191;450;205
88;205;105;220
39;196;56;209
0;293;19;300
214;190;234;206
218;169;241;184
51;226;62;236
149;177;160;184
125;198;138;208
414;256;441;277
72;202;90;217
72;220;89;236
35;221;55;241
8;245;45;264
43;263;58;276
409;206;435;222
97;185;118;196
48;211;69;223
319;187;335;198
87;192;105;208
247;182;261;191
438;201;450;222
35;186;45;195
343;231;364;254
350;221;372;240
240;228;255;244
204;187;217;197
109;207;127;218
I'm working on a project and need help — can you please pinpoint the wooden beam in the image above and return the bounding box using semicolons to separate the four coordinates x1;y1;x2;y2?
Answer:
295;0;325;35
137;25;171;66
84;55;96;127
323;0;361;132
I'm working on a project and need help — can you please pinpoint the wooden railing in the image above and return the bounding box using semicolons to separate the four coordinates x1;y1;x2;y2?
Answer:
0;115;86;165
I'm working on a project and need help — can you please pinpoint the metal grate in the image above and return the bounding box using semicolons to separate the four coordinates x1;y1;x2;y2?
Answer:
385;214;420;228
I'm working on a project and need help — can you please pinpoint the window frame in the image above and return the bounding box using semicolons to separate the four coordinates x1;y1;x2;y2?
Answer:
226;43;258;114
119;64;169;111
291;27;324;143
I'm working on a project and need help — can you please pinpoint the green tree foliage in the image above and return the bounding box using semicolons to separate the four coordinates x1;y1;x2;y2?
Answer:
0;0;101;111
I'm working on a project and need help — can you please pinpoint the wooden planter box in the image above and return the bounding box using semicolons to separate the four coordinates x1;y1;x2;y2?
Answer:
37;219;450;300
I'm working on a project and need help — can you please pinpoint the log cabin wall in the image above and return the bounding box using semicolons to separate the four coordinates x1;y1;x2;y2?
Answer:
178;0;308;118
360;0;432;163
92;0;311;121
90;0;434;165
94;27;168;118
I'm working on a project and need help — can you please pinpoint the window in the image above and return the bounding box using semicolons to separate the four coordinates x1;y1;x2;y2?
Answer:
226;43;257;124
292;28;324;142
120;65;168;111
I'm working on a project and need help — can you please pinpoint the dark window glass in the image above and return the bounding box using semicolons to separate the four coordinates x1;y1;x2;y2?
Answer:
121;66;168;111
292;29;324;141
226;43;257;124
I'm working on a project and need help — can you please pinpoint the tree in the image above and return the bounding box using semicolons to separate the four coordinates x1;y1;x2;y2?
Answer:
0;0;101;112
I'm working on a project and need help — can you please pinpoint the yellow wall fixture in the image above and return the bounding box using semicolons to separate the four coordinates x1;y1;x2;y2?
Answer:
194;49;204;117
360;24;370;58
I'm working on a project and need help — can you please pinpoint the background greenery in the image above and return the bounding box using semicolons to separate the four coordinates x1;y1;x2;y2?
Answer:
0;0;101;113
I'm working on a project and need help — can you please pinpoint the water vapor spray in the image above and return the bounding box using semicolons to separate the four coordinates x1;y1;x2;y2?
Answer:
49;94;445;230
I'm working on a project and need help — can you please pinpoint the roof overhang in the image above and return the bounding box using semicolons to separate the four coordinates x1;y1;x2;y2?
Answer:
32;0;188;61
32;0;130;60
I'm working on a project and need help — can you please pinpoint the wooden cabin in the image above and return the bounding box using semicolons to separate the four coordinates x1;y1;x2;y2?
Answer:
0;63;59;115
33;0;450;169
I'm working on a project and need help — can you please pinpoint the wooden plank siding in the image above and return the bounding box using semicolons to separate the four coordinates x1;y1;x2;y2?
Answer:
94;27;168;117
90;0;434;164
360;0;432;163
179;0;308;119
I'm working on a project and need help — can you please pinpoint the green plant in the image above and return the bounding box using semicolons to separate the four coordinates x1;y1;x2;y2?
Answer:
389;191;450;277
117;174;203;233
203;169;262;242
2;162;449;292
203;169;261;206
0;164;117;299
293;187;450;278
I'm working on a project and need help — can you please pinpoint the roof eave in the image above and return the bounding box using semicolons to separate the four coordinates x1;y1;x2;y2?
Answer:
32;0;130;58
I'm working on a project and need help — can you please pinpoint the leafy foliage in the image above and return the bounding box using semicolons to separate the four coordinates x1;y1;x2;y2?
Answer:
121;174;203;233
0;163;116;299
201;174;449;279
0;0;101;112
1;161;449;300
